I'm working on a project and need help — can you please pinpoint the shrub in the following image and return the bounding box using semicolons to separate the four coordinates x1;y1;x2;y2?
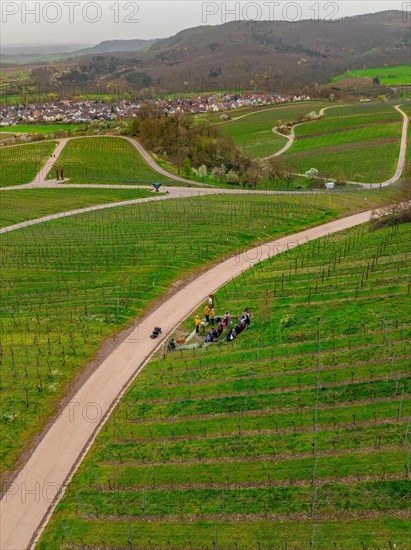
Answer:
369;203;411;231
181;156;193;178
226;170;240;185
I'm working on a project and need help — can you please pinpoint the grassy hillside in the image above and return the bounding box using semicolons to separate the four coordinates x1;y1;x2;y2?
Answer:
0;188;152;228
282;103;405;183
216;103;327;158
37;220;411;549
2;192;389;476
0;141;57;186
46;137;173;185
16;11;410;96
332;65;411;85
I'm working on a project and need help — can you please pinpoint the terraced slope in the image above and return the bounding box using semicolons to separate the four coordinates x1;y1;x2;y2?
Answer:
38;221;411;549
216;103;328;158
0;141;57;186
282;103;404;183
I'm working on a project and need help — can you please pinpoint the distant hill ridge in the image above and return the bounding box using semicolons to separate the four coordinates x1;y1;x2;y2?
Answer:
7;10;409;94
65;10;410;92
75;39;156;55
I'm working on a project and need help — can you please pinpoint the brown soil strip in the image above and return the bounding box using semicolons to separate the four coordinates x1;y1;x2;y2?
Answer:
128;373;409;406
90;509;410;523
100;444;403;468
98;472;406;493
285;137;399;159
296;119;400;140
120;395;406;426
114;417;403;444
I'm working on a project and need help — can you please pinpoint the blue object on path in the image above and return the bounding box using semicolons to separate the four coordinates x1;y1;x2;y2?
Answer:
152;182;162;192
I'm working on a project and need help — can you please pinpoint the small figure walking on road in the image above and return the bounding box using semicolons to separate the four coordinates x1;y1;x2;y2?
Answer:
195;315;201;333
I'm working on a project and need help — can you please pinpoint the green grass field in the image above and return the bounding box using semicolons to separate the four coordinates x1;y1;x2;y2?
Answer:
282;103;405;183
0;91;50;106
37;220;411;549
332;65;411;85
0;191;395;476
0;124;80;135
0;141;57;186
210;103;328;158
46;137;173;185
0;188;152;228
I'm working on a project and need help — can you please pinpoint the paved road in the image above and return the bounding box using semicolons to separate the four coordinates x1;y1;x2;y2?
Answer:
0;208;376;550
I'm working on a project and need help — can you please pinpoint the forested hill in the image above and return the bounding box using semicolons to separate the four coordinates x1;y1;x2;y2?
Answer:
41;11;411;93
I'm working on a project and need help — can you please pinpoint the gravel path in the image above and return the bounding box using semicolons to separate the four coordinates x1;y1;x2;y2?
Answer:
0;208;376;550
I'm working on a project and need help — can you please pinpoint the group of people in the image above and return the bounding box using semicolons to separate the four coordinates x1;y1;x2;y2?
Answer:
166;294;251;353
225;309;251;341
197;296;251;344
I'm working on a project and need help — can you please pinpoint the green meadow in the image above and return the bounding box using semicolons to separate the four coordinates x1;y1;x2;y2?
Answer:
332;65;411;85
0;124;80;135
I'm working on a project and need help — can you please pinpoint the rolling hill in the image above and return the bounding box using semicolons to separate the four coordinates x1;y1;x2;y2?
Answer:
56;10;410;93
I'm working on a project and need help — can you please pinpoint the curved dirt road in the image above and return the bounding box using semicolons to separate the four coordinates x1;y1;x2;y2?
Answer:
1;134;206;190
0;208;376;550
267;105;340;158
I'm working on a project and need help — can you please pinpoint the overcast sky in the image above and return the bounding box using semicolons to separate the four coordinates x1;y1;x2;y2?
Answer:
1;1;407;46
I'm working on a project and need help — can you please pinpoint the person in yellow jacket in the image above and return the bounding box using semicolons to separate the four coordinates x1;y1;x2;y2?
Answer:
204;305;211;323
195;315;201;333
210;308;216;326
